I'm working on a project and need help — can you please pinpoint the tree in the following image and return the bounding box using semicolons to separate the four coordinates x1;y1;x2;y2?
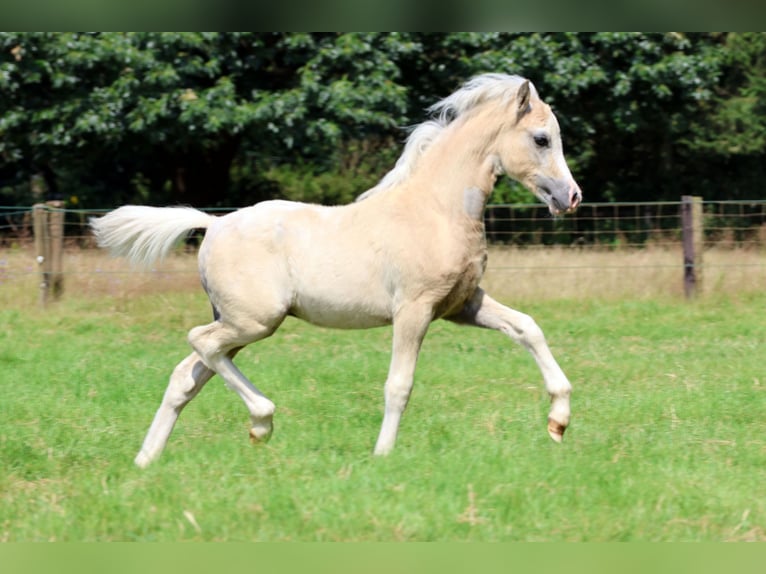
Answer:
0;33;756;208
680;33;766;200
0;33;415;207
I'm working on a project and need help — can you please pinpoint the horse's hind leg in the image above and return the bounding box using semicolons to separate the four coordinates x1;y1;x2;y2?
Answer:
135;351;215;468
448;288;572;442
188;319;281;445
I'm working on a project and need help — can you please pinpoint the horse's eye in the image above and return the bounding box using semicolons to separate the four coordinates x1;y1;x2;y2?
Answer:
534;134;550;148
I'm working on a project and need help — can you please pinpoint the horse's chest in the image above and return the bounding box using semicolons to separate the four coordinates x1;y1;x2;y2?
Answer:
434;248;487;317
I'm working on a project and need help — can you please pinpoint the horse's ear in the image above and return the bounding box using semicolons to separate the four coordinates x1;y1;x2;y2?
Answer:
516;80;532;121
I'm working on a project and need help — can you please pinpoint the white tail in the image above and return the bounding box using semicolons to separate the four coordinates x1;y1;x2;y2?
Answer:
90;205;216;267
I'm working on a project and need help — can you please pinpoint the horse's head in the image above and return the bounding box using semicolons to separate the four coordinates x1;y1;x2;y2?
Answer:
498;80;582;216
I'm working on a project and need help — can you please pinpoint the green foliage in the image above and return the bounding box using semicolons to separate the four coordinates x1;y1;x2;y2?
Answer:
264;137;400;205
264;163;364;206
0;33;412;207
490;178;531;204
687;32;766;156
1;32;764;208
517;32;724;202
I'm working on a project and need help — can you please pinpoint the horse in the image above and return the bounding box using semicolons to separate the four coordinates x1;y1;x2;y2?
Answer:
91;73;582;468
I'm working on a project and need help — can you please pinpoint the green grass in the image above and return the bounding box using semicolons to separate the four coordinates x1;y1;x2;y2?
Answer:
1;290;765;541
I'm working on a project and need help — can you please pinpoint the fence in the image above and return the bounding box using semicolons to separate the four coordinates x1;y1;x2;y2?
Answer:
1;199;765;305
484;199;766;249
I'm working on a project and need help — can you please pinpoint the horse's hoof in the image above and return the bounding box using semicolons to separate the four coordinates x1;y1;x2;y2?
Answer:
547;417;566;443
249;424;273;444
134;451;152;468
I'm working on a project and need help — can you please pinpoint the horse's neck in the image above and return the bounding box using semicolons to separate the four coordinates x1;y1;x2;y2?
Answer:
412;121;501;219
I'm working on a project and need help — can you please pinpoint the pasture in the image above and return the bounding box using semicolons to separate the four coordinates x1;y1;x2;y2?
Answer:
0;246;765;541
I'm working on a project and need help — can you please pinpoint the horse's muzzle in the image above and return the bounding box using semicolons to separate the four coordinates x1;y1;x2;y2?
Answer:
567;182;582;213
537;176;582;215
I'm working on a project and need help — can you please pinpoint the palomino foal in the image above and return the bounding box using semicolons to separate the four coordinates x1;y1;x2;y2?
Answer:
91;74;582;467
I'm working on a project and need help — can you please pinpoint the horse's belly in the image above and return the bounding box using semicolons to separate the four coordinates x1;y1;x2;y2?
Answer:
289;294;392;329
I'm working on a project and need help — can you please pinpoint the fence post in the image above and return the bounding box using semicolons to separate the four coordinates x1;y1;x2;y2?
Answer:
681;195;703;298
32;200;65;306
48;200;65;299
32;203;51;306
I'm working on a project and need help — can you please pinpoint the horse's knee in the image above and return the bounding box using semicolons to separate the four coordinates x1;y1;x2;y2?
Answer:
503;312;545;348
384;377;413;412
523;319;546;348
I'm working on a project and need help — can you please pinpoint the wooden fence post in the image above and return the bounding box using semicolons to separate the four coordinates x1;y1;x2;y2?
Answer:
681;195;703;299
32;200;65;306
32;203;50;306
48;200;65;299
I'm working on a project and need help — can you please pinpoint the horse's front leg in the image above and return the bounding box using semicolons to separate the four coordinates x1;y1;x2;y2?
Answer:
448;288;572;442
374;303;433;455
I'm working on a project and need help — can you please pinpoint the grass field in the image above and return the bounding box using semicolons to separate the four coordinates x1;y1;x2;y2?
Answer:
1;246;765;541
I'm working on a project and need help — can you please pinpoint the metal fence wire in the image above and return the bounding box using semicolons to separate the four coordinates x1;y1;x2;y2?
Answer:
484;200;766;249
1;200;766;249
2;199;765;304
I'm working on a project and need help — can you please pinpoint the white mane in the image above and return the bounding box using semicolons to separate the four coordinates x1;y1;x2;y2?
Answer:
356;73;534;202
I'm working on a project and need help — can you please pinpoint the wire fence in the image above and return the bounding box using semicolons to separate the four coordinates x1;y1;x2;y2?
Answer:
1;199;764;304
3;200;766;249
484;200;766;249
